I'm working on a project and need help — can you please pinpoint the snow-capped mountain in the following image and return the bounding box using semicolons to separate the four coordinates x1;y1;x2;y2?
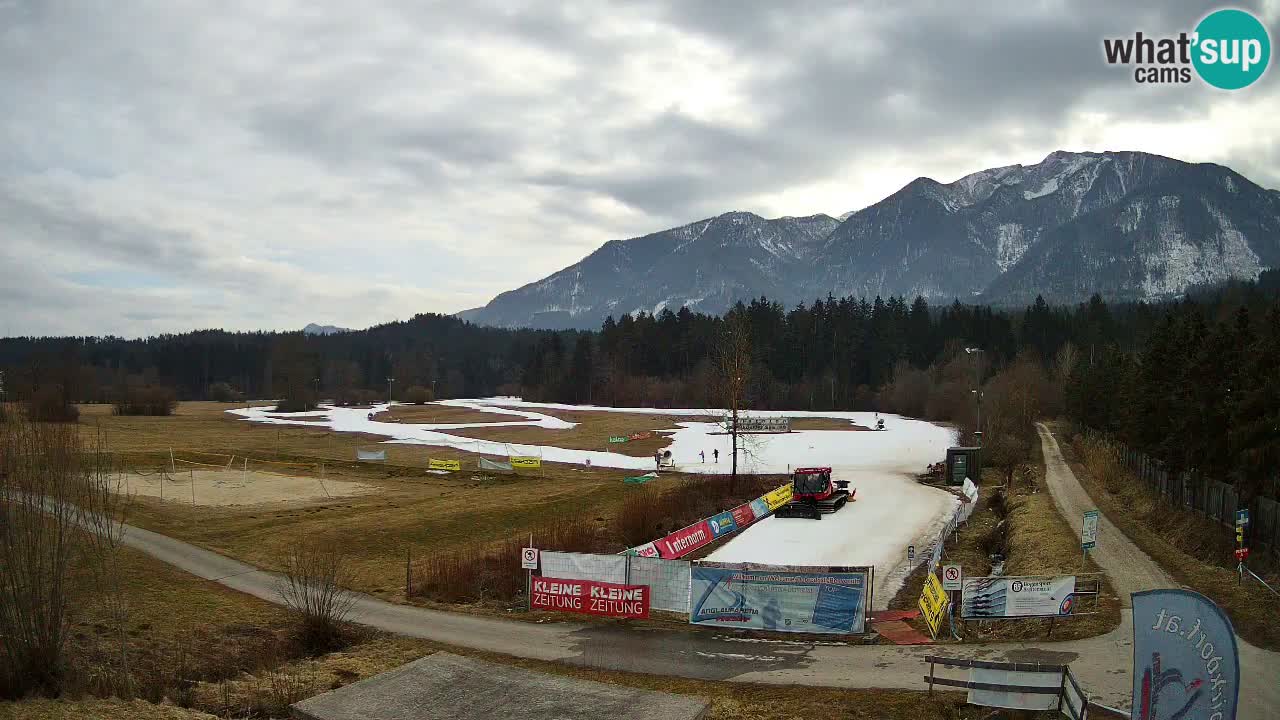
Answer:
461;151;1280;329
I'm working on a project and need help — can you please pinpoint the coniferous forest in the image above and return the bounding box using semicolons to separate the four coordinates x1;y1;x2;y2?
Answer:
1;270;1277;498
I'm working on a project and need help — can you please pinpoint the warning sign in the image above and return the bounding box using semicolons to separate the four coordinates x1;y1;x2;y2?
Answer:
917;572;949;638
520;547;539;570
942;564;963;591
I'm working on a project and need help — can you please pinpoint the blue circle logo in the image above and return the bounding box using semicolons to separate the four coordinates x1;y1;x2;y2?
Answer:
1193;9;1271;89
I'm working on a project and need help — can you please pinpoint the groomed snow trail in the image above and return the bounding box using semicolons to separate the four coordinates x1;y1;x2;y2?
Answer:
230;398;959;605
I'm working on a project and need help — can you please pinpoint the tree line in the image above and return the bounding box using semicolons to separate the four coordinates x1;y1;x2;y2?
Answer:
2;271;1276;497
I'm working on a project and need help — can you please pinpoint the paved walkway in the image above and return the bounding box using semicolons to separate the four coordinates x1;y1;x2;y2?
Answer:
109;428;1279;717
1037;423;1279;716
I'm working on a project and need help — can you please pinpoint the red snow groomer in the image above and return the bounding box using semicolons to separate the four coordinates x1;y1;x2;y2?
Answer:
774;466;854;520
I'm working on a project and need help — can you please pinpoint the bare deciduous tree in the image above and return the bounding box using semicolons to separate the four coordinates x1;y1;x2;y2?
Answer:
714;311;752;493
278;536;357;653
0;416;129;698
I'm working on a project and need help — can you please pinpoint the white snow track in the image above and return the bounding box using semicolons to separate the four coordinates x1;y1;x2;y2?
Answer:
230;398;959;602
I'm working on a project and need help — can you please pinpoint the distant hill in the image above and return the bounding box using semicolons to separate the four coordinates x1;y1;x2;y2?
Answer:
302;323;353;336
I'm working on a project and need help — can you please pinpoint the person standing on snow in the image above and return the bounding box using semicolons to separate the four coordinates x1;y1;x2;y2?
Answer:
713;448;719;463
699;450;705;463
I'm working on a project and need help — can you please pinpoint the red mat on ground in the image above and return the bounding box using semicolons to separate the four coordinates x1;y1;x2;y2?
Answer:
869;609;920;622
872;620;933;645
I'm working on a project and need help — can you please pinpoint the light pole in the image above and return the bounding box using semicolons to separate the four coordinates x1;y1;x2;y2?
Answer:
964;347;984;447
386;377;394;405
431;379;437;400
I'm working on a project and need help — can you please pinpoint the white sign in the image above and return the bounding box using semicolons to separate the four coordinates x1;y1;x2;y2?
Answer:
907;545;916;562
961;575;1076;618
942;563;963;591
1081;510;1099;550
520;547;539;570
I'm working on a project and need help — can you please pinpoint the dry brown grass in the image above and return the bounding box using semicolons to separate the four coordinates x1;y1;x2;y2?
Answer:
447;407;713;457
887;456;1121;642
789;418;871;431
0;699;218;720
370;404;527;424
1058;425;1280;650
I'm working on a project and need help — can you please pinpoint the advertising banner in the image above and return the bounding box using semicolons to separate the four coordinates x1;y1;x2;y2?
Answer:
762;484;794;511
530;577;649;619
655;520;714;558
356;449;386;461
726;416;792;433
608;436;628;444
967;668;1063;711
628;431;653;440
624;541;660;558
749;498;770;518
428;458;461;471
690;563;869;634
961;575;1076;619
918;572;949;638
707;511;737;538
509;456;541;469
1132;589;1238;720
478;457;513;471
730;503;756;529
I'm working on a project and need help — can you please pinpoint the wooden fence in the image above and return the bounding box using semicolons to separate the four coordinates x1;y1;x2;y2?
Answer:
1095;433;1279;558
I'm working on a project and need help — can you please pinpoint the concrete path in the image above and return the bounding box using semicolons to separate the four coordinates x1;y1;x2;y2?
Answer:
1037;423;1280;717
109;428;1279;718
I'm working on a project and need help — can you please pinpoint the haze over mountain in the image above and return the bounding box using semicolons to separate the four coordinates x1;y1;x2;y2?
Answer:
460;151;1280;330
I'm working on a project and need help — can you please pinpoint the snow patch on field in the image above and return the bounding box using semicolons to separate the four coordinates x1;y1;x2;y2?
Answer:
230;398;959;604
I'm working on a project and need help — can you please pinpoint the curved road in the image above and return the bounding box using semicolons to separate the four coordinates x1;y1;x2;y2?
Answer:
113;427;1278;717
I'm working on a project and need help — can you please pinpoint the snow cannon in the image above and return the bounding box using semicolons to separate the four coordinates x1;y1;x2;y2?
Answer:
774;466;853;520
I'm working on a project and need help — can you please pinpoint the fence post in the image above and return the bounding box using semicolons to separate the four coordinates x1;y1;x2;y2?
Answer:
405;546;413;598
928;657;935;696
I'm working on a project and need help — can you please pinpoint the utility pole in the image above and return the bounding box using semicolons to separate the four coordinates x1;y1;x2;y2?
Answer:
964;347;984;447
386;377;394;404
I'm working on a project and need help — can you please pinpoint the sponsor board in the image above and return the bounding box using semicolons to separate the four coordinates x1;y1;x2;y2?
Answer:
509;456;541;469
917;572;949;638
749;497;770;518
356;449;386;461
428;458;461;471
762;483;794;511
730;504;756;529
961;575;1076;619
707;511;737;538
1132;589;1238;720
608;436;628;444
624;541;660;558
530;577;649;619
655;520;714;558
690;563;869;634
725;416;792;433
628;431;653;441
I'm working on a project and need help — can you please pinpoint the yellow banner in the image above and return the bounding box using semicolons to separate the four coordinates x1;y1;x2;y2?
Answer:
917;572;948;638
428;458;461;471
763;483;794;511
509;456;541;469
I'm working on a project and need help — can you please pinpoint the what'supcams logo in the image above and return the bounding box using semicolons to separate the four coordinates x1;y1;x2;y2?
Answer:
1103;8;1271;89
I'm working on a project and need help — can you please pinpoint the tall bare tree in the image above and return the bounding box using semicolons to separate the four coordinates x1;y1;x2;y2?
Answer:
0;416;128;698
714;311;752;493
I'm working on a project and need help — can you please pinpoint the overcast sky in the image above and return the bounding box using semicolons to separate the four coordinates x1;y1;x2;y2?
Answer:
3;0;1278;337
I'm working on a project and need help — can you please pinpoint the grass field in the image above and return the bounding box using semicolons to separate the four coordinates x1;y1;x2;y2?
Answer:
371;404;527;424
76;402;707;602
445;407;711;457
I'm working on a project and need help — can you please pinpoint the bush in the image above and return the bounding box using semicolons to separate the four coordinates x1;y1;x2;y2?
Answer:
26;385;78;423
274;391;318;413
278;536;356;654
112;386;177;416
208;382;239;402
403;385;431;404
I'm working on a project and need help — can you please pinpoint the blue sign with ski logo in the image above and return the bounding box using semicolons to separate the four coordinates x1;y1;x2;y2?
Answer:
1132;589;1239;720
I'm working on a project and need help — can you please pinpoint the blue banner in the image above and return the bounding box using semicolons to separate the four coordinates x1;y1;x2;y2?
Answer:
689;564;868;634
707;511;737;538
1132;589;1239;720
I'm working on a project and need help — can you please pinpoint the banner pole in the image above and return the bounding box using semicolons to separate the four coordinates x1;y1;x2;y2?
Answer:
526;532;533;612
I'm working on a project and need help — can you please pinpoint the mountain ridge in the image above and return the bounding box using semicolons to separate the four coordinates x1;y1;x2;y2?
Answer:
461;150;1279;329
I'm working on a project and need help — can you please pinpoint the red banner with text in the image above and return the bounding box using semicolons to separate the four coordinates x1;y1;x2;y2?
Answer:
655;519;714;559
531;577;650;619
